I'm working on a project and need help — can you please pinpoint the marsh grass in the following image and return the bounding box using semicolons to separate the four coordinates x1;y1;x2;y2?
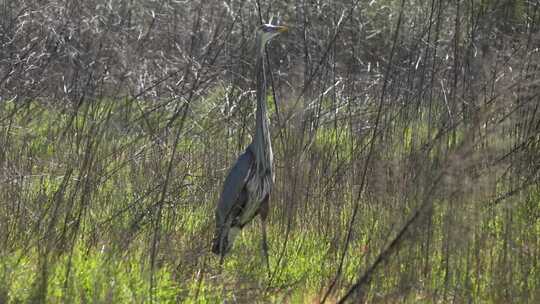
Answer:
1;0;540;302
1;98;538;302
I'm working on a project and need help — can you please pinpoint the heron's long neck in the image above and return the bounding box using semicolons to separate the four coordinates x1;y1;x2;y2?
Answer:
253;40;272;171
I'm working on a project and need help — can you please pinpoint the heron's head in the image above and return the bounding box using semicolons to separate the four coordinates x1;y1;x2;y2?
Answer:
256;24;288;53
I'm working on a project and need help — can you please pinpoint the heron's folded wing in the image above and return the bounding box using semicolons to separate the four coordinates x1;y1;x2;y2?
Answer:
215;149;254;226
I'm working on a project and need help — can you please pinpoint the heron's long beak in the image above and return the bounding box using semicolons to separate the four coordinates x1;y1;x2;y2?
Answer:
276;26;288;33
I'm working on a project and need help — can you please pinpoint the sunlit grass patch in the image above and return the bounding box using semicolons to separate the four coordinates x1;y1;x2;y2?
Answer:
2;246;185;303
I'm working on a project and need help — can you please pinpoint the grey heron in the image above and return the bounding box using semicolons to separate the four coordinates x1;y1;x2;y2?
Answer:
212;23;287;265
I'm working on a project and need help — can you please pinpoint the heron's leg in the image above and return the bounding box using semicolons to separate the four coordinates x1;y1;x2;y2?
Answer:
218;230;226;267
260;195;270;276
219;253;225;267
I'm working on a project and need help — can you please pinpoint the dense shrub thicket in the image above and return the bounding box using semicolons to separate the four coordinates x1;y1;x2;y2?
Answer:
1;0;539;302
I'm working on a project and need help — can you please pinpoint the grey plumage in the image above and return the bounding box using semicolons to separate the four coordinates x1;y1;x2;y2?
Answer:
212;24;287;261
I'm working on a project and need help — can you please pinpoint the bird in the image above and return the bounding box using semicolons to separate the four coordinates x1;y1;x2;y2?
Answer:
212;23;288;267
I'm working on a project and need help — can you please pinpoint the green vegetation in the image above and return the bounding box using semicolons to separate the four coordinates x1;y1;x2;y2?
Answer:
2;0;539;302
1;100;539;303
